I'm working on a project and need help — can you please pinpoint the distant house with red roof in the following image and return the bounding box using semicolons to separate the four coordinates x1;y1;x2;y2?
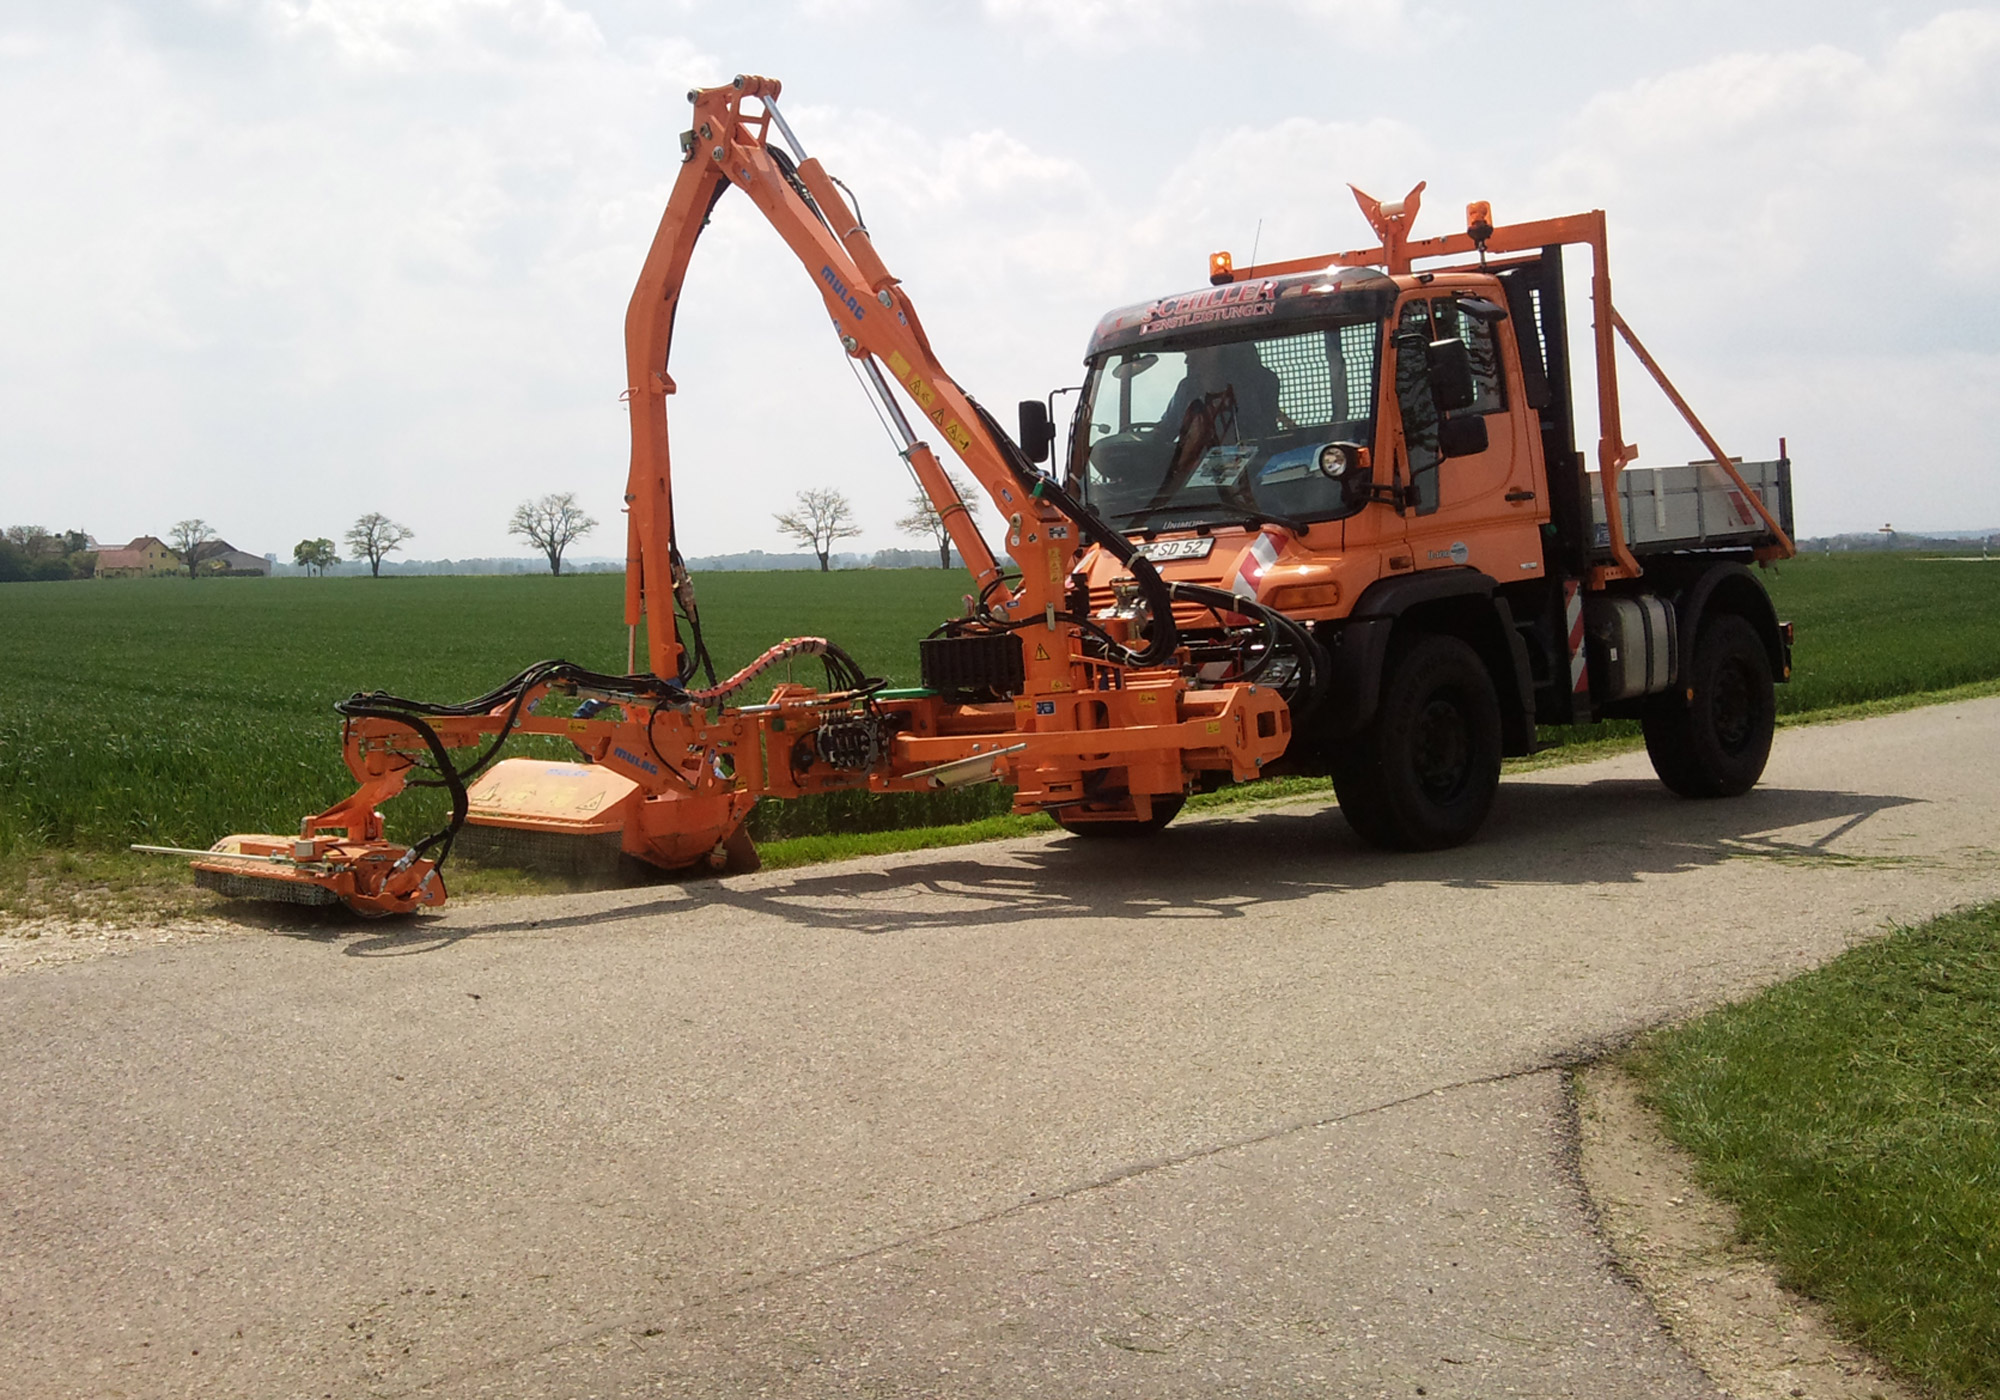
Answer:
93;536;181;579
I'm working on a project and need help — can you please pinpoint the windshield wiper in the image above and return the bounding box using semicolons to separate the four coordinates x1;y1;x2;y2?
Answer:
1117;504;1308;536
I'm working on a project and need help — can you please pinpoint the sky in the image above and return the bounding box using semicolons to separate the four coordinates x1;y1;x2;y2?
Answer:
1;0;1995;564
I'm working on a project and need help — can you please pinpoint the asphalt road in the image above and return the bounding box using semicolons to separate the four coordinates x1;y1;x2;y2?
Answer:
4;699;1997;1399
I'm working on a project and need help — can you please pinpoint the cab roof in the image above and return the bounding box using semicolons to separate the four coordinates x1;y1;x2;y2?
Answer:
1085;265;1398;360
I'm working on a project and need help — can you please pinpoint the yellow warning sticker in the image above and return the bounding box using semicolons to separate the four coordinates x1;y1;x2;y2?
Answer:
1138;694;1158;704
944;420;973;453
568;719;589;733
887;350;912;379
1206;721;1221;734
1034;643;1050;660
908;378;936;411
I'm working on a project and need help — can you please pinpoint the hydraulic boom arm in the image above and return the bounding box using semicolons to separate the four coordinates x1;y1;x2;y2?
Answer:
630;75;1052;682
174;75;1301;915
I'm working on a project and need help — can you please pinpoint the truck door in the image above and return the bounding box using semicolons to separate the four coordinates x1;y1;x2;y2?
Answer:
1392;293;1543;578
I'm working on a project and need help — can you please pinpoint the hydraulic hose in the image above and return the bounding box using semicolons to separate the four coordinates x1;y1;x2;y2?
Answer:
1167;581;1331;721
964;397;1180;667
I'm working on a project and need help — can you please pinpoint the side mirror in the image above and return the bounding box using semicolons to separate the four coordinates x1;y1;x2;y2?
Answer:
1017;399;1054;465
1424;337;1477;413
1438;415;1490;459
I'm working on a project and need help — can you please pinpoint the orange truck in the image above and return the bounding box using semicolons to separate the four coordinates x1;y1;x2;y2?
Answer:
155;76;1793;915
1027;180;1795;850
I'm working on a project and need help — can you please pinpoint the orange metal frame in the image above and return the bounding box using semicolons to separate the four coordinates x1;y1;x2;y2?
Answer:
1217;181;1796;585
190;75;1294;914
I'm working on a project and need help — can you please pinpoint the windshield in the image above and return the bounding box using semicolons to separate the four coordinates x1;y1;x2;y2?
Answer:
1074;320;1382;532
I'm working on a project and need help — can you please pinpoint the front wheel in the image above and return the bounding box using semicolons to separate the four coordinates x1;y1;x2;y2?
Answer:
1643;613;1774;798
1331;632;1503;851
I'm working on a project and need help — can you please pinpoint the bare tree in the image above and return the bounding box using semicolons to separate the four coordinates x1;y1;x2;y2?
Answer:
345;513;413;577
169;519;220;578
508;492;599;576
895;471;981;569
774;488;863;572
292;538;339;577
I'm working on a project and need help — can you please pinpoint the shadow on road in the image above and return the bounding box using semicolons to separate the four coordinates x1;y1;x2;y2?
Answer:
341;776;1922;949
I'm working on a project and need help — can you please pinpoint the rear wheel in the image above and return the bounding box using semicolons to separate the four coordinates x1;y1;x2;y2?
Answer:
1331;632;1502;851
1054;795;1186;838
1643;613;1774;798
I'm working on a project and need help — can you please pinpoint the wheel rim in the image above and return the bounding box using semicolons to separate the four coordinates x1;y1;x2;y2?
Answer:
1711;659;1755;753
1413;696;1471;801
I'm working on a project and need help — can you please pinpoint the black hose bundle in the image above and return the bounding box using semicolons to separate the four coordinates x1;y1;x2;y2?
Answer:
1167;581;1330;719
336;660;689;878
333;639;876;879
963;397;1181;668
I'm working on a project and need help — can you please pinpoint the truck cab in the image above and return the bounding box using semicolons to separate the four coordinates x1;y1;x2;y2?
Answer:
1044;224;1795;850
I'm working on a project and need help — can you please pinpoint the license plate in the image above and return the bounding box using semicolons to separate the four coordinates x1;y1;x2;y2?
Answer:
1135;536;1215;562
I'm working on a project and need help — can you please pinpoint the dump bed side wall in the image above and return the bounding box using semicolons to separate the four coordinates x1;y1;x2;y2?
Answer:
1588;457;1793;554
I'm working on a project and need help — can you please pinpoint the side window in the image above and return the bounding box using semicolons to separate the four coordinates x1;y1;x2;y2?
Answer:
1393;315;1443;515
1432;299;1506;416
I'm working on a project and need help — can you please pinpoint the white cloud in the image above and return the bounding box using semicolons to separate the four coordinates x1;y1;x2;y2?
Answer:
259;0;607;71
980;0;1409;49
0;4;722;556
1535;9;2000;321
1522;10;2000;531
1;2;1994;562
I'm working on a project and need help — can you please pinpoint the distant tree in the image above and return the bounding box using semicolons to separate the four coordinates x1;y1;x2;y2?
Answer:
169;519;220;578
345;513;413;577
507;492;599;576
895;471;981;569
0;527;92;583
292;538;339;577
774;488;863;572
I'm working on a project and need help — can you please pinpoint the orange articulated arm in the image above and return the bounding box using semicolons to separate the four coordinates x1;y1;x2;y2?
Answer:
623;75;1049;682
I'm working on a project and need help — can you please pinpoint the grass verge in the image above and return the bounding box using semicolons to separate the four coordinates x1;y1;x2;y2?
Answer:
1623;901;2000;1398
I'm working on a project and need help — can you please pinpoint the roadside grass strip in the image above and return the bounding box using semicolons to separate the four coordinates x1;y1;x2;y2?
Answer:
1624;901;2000;1399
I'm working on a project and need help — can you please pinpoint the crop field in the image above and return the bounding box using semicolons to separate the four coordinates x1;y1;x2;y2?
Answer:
0;570;978;857
2;554;1998;862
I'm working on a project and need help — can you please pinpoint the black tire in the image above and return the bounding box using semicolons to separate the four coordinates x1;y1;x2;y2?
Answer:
1643;612;1774;798
1329;740;1398;847
1331;632;1503;851
1054;794;1185;838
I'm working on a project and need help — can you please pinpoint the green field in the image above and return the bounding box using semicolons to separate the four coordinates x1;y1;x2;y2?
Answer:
0;570;981;858
2;554;1998;863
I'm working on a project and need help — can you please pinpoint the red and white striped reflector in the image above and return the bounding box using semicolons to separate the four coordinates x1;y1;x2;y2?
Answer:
1231;530;1283;603
1565;580;1589;695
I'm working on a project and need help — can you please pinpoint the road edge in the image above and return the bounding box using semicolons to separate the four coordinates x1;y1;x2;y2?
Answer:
1570;1061;1920;1400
